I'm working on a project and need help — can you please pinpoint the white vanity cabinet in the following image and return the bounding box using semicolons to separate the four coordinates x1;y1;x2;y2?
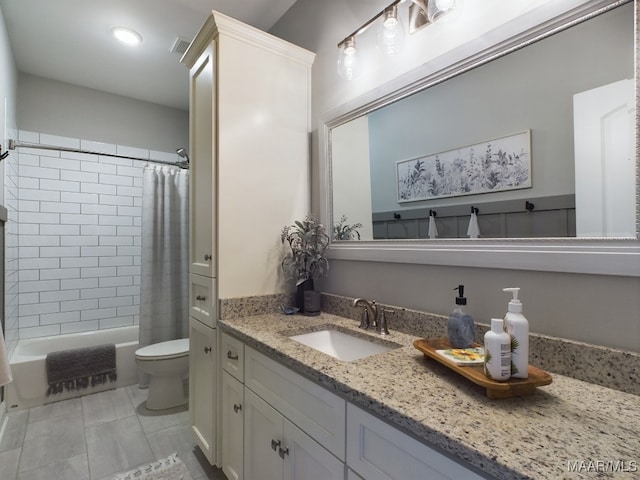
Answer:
244;388;345;480
221;332;245;480
221;370;244;480
243;347;345;480
181;9;314;467
346;404;485;480
224;333;488;480
189;317;217;464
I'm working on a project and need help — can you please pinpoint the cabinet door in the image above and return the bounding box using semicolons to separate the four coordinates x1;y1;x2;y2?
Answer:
189;317;216;465
244;388;283;480
222;371;244;480
189;43;216;277
283;419;345;480
346;404;484;480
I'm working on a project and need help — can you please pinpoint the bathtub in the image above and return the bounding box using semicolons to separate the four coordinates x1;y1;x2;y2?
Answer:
6;325;139;411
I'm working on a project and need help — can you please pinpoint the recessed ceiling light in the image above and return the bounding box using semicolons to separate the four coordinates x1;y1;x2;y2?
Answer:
112;27;143;46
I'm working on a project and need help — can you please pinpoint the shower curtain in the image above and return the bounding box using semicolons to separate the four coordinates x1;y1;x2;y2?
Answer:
138;164;189;386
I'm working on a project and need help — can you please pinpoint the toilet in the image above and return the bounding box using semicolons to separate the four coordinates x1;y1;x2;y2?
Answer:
135;338;190;410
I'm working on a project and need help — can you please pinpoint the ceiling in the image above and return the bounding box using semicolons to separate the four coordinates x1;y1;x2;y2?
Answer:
0;0;298;111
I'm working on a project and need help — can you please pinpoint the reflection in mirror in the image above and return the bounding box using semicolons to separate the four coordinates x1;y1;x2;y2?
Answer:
330;1;635;240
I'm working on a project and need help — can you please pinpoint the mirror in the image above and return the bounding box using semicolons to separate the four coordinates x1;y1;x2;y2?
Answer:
329;1;636;241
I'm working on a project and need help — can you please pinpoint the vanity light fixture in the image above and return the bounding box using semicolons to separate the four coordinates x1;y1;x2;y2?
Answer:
378;5;405;56
337;36;362;80
112;26;143;46
337;0;461;80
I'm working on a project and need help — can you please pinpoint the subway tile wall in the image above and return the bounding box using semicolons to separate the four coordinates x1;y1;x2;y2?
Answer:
8;131;179;340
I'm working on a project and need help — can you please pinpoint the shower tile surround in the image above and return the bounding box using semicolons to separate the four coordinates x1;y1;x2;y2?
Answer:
6;131;179;342
220;292;640;396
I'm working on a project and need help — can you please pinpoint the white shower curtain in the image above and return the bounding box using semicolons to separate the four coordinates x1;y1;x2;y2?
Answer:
138;164;189;385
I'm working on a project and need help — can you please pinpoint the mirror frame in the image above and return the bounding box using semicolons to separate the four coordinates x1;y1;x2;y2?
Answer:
319;0;640;277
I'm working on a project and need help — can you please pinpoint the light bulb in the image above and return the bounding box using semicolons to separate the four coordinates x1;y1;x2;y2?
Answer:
337;37;362;80
377;6;405;56
427;0;458;23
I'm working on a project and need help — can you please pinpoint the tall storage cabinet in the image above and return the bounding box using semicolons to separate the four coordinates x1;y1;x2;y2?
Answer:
181;10;315;468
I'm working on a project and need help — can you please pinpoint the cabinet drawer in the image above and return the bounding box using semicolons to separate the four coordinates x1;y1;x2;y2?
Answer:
221;332;244;382
346;403;484;480
190;274;216;328
245;347;346;461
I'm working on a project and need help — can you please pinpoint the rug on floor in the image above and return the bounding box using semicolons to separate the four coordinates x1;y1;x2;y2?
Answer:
112;452;192;480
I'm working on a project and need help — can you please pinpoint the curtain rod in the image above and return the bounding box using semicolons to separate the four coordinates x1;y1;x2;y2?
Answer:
5;139;189;169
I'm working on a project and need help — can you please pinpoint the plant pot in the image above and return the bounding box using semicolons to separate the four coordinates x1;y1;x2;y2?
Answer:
296;278;314;312
303;290;321;316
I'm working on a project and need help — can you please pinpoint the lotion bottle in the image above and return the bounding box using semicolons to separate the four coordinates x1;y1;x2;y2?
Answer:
447;285;475;348
484;318;511;382
503;287;529;379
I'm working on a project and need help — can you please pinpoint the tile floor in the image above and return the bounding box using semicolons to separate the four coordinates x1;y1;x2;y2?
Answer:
0;385;228;480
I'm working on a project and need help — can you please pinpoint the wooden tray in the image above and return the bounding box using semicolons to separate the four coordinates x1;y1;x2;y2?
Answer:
414;337;552;399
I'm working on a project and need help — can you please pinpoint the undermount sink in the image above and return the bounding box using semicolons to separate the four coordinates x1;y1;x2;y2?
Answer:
289;328;400;362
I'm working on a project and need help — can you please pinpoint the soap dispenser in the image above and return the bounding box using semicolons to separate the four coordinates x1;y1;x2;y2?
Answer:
447;285;475;348
484;318;511;382
503;287;529;379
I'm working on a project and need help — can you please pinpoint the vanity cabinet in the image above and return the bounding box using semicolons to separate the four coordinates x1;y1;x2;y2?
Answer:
244;388;344;480
244;346;345;480
189;317;216;464
220;332;245;480
221;371;244;480
224;333;487;480
182;9;314;467
346;403;485;480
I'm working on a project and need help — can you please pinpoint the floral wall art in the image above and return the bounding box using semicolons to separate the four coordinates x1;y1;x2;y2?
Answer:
396;130;531;203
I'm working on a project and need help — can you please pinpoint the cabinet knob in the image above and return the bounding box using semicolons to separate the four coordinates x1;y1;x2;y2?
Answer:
278;446;290;459
204;346;212;354
233;403;242;413
204;254;212;261
271;439;281;451
196;295;206;301
226;351;239;361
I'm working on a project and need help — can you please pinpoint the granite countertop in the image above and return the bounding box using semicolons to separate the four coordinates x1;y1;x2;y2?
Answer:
218;312;640;480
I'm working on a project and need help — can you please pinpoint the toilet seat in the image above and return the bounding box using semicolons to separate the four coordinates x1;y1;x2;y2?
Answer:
135;338;189;360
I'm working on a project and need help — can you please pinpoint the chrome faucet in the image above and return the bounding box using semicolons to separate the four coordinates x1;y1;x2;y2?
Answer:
352;298;390;335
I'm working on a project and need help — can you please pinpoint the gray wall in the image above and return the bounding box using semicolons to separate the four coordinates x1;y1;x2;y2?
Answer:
272;1;640;352
17;73;188;153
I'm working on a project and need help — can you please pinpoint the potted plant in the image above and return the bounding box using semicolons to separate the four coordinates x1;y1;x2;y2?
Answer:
281;214;330;314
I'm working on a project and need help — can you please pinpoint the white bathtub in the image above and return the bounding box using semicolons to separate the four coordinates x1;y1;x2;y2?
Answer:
6;325;139;411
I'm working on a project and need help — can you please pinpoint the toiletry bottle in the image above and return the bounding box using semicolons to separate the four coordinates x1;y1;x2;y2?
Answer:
503;287;529;379
484;318;511;382
447;285;475;348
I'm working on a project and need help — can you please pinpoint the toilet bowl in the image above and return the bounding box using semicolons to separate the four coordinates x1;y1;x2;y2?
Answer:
135;338;190;410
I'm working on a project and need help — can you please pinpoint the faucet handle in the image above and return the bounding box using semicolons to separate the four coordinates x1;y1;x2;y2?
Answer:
358;308;370;329
378;308;393;335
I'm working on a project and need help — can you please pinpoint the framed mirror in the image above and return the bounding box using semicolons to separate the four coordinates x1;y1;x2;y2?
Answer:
320;0;639;277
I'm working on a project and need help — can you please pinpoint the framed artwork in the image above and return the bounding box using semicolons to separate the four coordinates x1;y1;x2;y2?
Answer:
396;130;531;203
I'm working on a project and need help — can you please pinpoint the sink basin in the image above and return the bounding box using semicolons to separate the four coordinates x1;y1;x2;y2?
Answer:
289;328;399;362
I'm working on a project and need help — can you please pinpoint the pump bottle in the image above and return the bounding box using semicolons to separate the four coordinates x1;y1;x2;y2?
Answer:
447;285;475;348
503;287;529;379
484;318;511;382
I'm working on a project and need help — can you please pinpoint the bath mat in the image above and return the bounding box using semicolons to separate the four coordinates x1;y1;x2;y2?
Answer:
46;343;117;395
112;453;192;480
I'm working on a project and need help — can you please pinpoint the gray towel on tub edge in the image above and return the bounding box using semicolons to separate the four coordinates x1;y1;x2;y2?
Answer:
46;343;117;396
